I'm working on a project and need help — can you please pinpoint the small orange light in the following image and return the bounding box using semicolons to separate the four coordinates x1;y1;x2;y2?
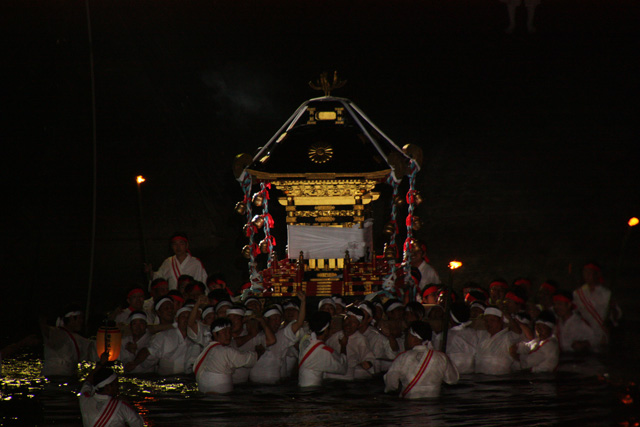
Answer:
621;394;633;405
629;217;639;227
448;261;462;270
136;175;146;184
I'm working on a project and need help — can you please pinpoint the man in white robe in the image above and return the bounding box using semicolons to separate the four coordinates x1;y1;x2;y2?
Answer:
511;311;559;373
40;306;97;377
117;311;156;374
553;291;597;353
194;318;258;394
474;307;521;375
148;233;207;290
384;320;459;399
79;353;143;427
326;306;376;380
298;311;348;388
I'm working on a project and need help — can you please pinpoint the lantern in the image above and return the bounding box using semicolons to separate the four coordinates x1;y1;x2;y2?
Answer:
96;321;122;362
393;195;405;207
252;215;265;228
383;243;396;260
414;191;423;205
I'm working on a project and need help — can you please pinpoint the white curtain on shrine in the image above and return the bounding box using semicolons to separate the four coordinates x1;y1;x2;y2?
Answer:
287;220;373;261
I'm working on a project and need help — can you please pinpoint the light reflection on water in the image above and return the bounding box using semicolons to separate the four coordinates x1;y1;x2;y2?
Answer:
1;355;638;426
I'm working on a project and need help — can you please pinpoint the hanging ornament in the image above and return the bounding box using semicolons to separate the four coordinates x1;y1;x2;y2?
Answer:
383;221;396;236
251;215;265;228
259;238;271;254
234;201;247;215
414;191;423;205
393;195;405;207
252;192;264;207
384;243;396;259
412;216;423;231
241;245;253;259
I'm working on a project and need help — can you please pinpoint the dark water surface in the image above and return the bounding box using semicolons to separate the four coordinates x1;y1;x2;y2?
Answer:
2;354;638;426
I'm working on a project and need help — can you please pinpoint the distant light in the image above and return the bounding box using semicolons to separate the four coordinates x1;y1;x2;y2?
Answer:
629;217;639;227
448;261;462;270
136;175;146;184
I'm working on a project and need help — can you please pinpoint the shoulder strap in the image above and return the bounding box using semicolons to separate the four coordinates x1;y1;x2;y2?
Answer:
93;397;119;427
193;342;222;376
401;350;434;398
298;341;324;369
60;327;81;360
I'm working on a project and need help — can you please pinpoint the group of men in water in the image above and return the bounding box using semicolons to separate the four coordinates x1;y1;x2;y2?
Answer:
2;232;620;426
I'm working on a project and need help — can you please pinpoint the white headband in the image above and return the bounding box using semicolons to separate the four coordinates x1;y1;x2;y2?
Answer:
212;323;230;333
227;308;245;316
176;306;192;317
65;310;82;318
264;308;281;318
450;311;462;325
283;302;299;310
515;314;531;325
536;319;555;329
409;327;424;342
155;297;173;312
484;307;503;318
244;309;254;317
95;373;118;389
332;297;345;307
128;313;148;324
317;321;330;334
216;301;233;311
201;307;215;320
318;298;335;309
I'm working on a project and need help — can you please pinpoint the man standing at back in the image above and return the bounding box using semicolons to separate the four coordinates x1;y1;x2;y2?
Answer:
147;232;207;291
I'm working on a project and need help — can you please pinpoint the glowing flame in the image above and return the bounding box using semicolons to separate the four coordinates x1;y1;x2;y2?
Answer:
629;217;639;227
448;261;462;270
136;175;146;184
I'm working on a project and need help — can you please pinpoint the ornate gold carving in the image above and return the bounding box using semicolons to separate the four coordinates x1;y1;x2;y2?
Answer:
315;216;336;222
308;143;334;164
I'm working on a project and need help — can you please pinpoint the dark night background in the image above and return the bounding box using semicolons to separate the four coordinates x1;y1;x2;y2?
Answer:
2;0;639;350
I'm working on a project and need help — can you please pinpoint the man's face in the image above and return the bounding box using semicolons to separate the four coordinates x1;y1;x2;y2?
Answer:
387;307;404;321
214;327;231;345
490;286;506;302
171;239;188;256
152;283;169;299
67;314;84;332
319;304;336;317
157;301;175;323
283;307;298;323
267;314;282;332
553;300;571;318
410;248;423;267
177;311;190;329
203;312;215;325
127;293;145;310
130;319;147;337
535;323;553;340
228;314;243;332
583;267;600;286
342;315;360;337
485;315;504;335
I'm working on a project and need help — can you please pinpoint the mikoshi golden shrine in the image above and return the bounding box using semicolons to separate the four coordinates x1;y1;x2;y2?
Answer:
233;75;424;298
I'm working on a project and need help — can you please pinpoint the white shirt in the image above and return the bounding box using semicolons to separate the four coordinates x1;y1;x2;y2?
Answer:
194;341;257;394
231;331;266;384
42;327;96;377
384;345;459;399
555;312;597;352
474;328;521;375
153;253;207;290
435;322;479;374
417;260;442;290
573;284;611;347
147;327;198;375
325;331;375;380
250;322;301;384
516;336;559;373
79;382;144;427
118;332;156;374
298;335;348;387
